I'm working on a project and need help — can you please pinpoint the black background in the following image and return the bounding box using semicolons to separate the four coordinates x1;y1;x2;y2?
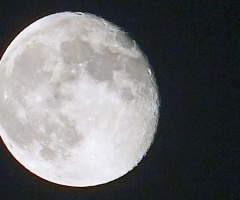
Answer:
0;0;239;199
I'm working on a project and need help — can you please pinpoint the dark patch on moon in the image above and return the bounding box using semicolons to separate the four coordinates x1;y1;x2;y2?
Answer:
60;39;93;65
0;107;26;144
60;64;81;82
0;98;83;153
116;31;135;49
125;56;149;83
53;82;74;101
60;36;124;84
59;115;83;147
12;43;53;90
121;87;134;101
40;147;57;160
86;49;123;83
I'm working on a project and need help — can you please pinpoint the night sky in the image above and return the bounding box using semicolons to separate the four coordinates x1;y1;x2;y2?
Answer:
0;1;239;199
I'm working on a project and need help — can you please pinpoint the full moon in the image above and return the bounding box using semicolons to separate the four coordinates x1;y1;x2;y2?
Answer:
0;12;159;187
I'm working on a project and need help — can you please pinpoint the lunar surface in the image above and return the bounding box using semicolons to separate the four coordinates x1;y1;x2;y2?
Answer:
0;12;159;187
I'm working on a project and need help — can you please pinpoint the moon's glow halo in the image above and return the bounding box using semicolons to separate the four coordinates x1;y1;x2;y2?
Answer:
0;12;159;187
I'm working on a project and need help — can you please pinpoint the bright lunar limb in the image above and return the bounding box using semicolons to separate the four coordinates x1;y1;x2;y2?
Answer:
0;12;160;187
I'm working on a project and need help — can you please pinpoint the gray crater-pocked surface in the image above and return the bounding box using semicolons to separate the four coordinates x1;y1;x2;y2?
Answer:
0;12;159;187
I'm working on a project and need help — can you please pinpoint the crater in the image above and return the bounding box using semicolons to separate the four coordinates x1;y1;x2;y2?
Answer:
53;82;74;101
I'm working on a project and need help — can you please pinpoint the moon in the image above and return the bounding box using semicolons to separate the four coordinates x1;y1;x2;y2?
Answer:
0;12;159;187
